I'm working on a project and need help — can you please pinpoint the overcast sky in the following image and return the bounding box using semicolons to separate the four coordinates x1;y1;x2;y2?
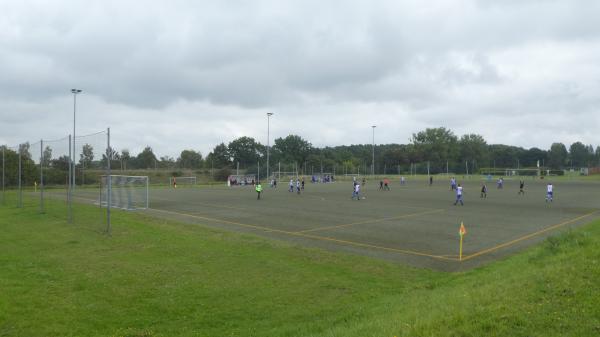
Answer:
1;0;600;158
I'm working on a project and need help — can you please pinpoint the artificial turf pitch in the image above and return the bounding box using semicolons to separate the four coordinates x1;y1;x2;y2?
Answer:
60;177;598;271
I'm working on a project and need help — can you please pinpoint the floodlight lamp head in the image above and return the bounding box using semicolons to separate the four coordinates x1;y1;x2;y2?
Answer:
267;112;273;116
71;89;82;94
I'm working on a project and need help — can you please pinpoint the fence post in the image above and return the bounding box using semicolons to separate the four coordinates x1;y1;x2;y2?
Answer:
40;139;44;213
18;147;22;208
1;146;4;205
107;127;111;235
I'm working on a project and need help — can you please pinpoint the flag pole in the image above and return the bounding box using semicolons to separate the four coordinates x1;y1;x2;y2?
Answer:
459;234;464;261
459;222;466;261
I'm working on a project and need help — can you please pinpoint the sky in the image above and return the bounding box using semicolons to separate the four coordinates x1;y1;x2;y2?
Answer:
1;0;600;158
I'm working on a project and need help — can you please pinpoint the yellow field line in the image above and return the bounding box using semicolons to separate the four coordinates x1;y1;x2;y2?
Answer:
147;207;456;261
297;208;445;234
296;232;458;261
461;209;600;261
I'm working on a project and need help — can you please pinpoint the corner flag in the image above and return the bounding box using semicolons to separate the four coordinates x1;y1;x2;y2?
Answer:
459;222;467;237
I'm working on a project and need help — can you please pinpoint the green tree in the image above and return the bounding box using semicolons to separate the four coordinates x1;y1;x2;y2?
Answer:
411;127;459;172
272;135;312;166
459;134;488;172
159;156;176;169
206;143;231;168
488;144;524;169
19;142;31;161
136;146;158;169
42;146;52;167
568;142;588;167
79;144;94;168
228;137;263;167
522;147;547;168
177;150;203;169
548;143;568;169
51;155;70;171
120;149;131;170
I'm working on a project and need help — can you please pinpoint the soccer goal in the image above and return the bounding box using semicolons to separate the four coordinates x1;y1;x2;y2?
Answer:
227;174;257;186
170;176;196;188
100;175;149;210
313;172;335;183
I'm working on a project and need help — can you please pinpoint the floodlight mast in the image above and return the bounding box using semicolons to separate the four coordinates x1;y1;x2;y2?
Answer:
371;125;376;176
266;112;274;182
71;89;82;191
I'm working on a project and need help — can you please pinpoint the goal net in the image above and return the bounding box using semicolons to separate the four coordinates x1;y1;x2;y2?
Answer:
227;174;256;186
311;172;335;183
170;176;196;187
100;175;149;210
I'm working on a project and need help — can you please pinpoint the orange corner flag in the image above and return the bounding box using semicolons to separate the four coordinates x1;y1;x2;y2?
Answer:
459;222;467;237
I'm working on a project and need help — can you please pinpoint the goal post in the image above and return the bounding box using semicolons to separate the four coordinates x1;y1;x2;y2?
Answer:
170;176;196;188
100;175;149;210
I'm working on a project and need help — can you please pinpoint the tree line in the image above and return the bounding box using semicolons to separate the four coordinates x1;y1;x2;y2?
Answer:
3;127;600;185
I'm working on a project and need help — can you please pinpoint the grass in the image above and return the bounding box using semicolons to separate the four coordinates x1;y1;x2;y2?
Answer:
1;199;599;336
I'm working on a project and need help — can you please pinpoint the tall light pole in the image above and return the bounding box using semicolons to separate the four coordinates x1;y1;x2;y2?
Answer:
266;112;273;182
371;125;376;176
71;88;82;191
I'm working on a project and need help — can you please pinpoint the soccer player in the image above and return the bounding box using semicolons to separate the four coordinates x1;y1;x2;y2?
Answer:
546;183;553;202
400;176;406;185
429;176;433;186
383;178;390;191
497;177;504;189
301;177;305;190
173;177;177;189
450;177;457;191
296;179;301;194
256;182;262;200
454;183;464;206
289;179;294;192
518;180;525;195
480;183;487;198
379;180;384;190
352;183;361;200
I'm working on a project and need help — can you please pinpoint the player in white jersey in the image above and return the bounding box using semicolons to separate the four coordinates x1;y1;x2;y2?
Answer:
454;184;464;206
352;183;361;200
545;183;553;202
289;179;294;192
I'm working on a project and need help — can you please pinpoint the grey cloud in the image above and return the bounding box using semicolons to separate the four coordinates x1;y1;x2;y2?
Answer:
1;0;600;155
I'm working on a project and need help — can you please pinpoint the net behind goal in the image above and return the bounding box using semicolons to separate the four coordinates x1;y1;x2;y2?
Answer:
170;176;196;187
100;175;149;210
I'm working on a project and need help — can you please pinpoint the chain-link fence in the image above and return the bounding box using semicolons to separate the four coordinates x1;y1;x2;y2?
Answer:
1;128;115;234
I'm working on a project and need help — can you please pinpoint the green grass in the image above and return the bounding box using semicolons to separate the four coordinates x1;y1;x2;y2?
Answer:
1;200;599;336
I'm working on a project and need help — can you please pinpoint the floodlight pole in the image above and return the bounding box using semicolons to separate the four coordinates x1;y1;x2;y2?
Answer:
266;112;273;181
71;89;82;193
371;125;376;176
40;139;44;213
68;134;72;223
